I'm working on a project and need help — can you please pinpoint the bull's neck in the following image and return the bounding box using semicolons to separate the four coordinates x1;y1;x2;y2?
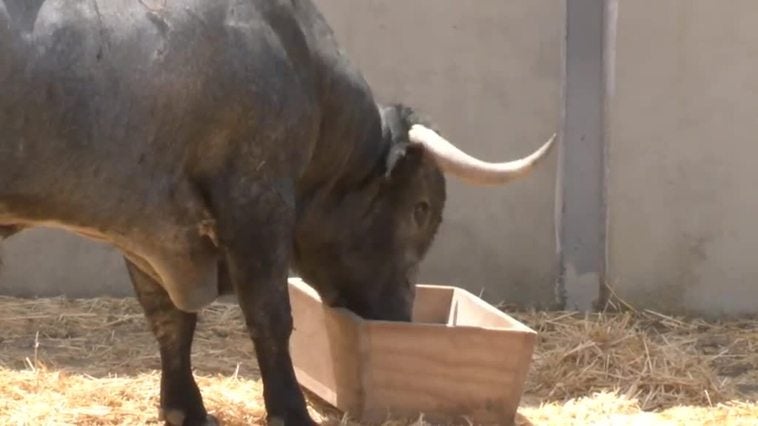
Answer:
297;71;389;197
306;108;385;188
292;0;390;198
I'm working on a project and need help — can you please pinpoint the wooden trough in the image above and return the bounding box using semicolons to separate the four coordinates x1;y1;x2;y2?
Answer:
287;278;537;425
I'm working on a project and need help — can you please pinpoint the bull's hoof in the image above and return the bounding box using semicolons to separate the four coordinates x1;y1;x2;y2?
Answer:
268;418;285;426
159;407;219;426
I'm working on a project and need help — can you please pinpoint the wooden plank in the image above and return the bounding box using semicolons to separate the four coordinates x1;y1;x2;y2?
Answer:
362;323;535;424
288;279;364;414
450;287;535;332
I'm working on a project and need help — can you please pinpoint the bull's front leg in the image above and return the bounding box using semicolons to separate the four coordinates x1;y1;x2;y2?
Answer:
125;259;216;426
216;181;315;426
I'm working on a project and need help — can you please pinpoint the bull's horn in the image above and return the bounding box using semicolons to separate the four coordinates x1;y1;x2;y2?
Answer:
408;124;557;185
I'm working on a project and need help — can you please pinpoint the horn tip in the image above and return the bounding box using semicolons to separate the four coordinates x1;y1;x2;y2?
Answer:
547;133;558;145
540;133;559;155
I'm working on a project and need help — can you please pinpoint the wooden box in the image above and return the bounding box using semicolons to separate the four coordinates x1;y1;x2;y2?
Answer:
287;278;537;425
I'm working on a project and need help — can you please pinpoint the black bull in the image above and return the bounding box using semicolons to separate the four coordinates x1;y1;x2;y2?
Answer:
0;1;556;425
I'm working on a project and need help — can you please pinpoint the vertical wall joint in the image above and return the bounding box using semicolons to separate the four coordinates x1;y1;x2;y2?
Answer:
556;0;617;310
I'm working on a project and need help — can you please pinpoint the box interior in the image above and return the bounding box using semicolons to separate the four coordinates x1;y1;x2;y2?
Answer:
411;286;455;324
290;278;533;332
412;284;534;332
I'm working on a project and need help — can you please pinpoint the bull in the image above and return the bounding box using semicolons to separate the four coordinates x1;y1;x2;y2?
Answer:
0;0;556;425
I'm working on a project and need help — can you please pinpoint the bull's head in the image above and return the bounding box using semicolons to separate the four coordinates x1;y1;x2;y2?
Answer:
293;104;557;322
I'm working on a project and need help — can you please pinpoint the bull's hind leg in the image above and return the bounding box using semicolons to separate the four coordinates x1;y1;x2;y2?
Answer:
125;259;217;426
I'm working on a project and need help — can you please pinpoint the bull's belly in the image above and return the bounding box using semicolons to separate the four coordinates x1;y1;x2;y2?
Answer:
0;183;221;313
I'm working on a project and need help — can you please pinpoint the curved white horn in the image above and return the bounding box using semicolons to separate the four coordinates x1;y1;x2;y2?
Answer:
408;124;557;185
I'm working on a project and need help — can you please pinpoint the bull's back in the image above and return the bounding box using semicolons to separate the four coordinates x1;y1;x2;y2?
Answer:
0;0;319;218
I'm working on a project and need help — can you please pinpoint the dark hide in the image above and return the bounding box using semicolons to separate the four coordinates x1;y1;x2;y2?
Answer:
0;1;446;424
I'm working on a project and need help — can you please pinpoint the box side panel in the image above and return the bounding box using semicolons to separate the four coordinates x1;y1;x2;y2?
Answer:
412;286;455;324
288;283;364;413
359;324;536;424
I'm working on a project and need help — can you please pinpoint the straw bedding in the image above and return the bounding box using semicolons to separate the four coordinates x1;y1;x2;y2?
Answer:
0;295;755;425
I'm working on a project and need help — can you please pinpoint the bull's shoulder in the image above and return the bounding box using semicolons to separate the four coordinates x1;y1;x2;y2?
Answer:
25;0;107;38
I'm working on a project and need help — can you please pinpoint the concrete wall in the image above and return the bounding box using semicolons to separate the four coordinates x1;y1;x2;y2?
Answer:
606;0;758;317
0;1;564;307
0;228;132;298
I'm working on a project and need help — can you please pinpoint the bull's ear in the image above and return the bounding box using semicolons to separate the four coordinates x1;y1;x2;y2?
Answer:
385;143;408;177
385;142;424;179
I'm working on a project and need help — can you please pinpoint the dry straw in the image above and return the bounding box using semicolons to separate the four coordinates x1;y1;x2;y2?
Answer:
522;309;733;409
0;294;756;425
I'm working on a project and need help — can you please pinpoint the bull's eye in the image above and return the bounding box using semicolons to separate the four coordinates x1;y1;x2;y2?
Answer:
413;201;430;228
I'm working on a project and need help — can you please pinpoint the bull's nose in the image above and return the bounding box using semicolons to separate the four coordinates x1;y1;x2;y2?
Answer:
366;306;412;322
342;303;410;322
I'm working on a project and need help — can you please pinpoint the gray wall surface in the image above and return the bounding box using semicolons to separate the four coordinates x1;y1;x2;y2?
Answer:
606;0;758;317
0;228;132;298
0;1;565;307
